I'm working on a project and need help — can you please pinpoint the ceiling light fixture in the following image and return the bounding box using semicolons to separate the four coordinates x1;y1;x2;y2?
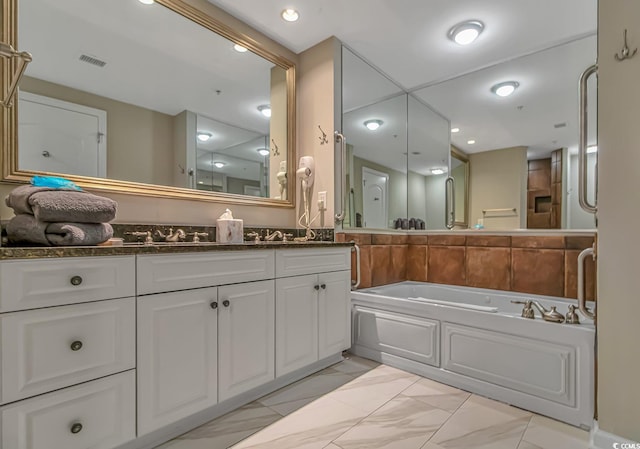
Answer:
257;104;271;118
451;127;460;133
431;169;445;175
467;140;476;145
491;81;520;97
364;119;383;131
197;132;212;142
281;9;299;22
257;148;270;156
138;0;155;4
587;145;598;154
233;44;248;53
213;161;226;168
448;20;484;45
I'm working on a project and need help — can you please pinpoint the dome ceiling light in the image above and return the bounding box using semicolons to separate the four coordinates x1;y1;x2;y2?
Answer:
257;104;271;118
491;81;520;97
197;132;212;142
257;148;270;156
448;20;484;46
467;139;476;145
281;9;299;22
451;127;460;133
364;119;383;131
213;161;226;168
233;44;248;53
431;169;445;175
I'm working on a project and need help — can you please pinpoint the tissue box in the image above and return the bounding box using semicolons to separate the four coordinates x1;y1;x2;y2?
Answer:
216;219;243;243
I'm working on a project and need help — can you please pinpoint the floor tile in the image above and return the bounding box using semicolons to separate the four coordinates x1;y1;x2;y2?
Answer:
231;396;368;449
401;377;471;413
326;365;420;414
519;415;589;449
333;396;451;449
427;395;532;449
329;355;380;377
156;401;281;449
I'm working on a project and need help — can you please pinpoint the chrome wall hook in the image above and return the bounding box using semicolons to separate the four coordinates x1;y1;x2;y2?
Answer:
615;29;637;61
318;125;329;145
271;138;280;156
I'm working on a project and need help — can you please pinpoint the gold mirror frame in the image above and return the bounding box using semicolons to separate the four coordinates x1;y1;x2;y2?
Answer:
451;147;469;228
0;0;296;208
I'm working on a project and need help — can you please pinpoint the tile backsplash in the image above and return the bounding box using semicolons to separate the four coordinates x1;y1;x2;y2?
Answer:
337;232;596;300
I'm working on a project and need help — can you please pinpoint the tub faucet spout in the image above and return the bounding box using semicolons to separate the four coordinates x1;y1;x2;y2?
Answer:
528;300;565;323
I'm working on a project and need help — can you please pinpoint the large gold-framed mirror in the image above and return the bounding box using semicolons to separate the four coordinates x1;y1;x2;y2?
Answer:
1;0;296;207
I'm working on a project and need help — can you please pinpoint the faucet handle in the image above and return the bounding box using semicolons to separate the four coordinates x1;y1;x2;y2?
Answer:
511;300;534;319
246;232;260;243
187;232;209;243
283;233;294;242
125;230;154;245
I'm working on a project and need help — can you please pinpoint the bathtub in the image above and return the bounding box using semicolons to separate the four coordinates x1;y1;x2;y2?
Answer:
351;281;595;429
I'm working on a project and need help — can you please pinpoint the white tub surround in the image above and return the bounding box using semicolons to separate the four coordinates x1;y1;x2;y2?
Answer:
351;281;595;429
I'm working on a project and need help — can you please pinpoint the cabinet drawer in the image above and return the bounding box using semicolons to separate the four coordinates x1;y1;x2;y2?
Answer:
275;248;351;278
1;298;136;404
0;256;135;312
137;250;275;295
1;370;135;449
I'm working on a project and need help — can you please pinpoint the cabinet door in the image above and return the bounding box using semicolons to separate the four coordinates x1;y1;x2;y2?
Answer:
137;288;218;435
275;274;319;377
218;280;275;401
318;271;352;359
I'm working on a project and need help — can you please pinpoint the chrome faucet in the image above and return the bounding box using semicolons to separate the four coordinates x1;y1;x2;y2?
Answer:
125;230;153;245
512;299;565;323
155;227;186;242
264;229;283;241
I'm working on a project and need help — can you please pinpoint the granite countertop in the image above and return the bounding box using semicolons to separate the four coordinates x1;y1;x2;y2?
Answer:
0;241;353;260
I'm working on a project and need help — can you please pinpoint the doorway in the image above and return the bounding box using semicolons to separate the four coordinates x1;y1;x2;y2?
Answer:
362;167;389;228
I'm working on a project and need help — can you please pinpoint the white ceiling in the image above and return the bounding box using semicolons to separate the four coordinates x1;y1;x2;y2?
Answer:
209;0;598;161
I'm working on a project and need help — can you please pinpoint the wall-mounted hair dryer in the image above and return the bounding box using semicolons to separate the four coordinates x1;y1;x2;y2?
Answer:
297;156;316;241
297;156;315;189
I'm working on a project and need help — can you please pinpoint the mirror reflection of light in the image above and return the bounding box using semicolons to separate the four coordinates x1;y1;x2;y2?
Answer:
213;161;225;168
257;148;270;156
451;127;460;133
587;145;598;154
138;0;154;4
491;81;520;97
197;132;212;142
467;139;476;145
364;119;383;131
257;104;271;118
233;44;248;53
431;168;445;175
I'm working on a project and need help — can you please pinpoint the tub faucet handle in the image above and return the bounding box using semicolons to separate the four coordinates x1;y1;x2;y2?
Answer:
566;305;581;324
511;300;535;319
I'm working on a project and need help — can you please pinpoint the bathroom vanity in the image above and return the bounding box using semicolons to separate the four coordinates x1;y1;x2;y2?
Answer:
0;243;352;449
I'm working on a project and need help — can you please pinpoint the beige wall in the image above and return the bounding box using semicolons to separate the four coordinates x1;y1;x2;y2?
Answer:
2;0;300;227
469;147;527;229
596;0;640;441
295;37;341;229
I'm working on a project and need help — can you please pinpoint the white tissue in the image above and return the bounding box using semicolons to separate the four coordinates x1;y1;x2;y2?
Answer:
219;208;234;219
216;208;243;243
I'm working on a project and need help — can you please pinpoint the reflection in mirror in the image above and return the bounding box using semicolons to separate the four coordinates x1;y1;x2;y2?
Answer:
9;0;293;204
414;35;597;229
451;149;469;228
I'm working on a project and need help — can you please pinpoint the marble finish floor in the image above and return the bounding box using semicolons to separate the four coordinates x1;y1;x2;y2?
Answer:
157;355;589;449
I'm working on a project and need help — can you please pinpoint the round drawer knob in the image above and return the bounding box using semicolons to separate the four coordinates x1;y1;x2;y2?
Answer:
70;275;83;286
70;341;83;351
210;301;218;309
320;284;326;290
314;285;320;291
222;300;230;307
70;423;83;434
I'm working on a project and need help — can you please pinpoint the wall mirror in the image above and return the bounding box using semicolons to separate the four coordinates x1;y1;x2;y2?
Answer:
341;46;451;231
415;35;597;229
1;0;295;206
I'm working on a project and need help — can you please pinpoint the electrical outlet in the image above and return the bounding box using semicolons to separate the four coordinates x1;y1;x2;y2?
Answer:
318;191;327;210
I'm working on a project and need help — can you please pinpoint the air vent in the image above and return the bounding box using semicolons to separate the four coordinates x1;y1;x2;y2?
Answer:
554;122;567;129
79;54;107;67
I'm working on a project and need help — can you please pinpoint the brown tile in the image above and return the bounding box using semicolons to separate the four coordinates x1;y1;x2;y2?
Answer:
565;235;595;250
370;245;392;287
371;234;409;245
466;235;511;247
511;248;564;297
466;247;511;290
564;250;596;301
511;236;565;249
407;245;428;282
390;245;408;283
352;245;372;289
428;235;466;246
340;233;371;246
428;246;466;286
408;234;429;245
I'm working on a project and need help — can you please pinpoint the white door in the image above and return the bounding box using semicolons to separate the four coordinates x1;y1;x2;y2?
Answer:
218;280;275;401
318;270;352;359
18;92;107;178
362;167;389;228
275;275;319;377
137;288;218;435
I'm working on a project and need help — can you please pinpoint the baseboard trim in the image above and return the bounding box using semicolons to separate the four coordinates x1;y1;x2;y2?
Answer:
590;421;640;449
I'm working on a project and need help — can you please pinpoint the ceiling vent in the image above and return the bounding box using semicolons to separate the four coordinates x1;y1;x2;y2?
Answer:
554;122;567;129
79;54;107;67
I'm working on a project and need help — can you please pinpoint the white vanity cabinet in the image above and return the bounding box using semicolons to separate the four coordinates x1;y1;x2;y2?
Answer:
275;248;352;377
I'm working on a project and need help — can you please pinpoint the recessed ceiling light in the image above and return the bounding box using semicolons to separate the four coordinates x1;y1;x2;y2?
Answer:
213;161;226;168
491;81;520;97
138;0;154;4
467;140;476;145
257;104;271;118
451;127;460;133
233;44;248;53
448;20;484;45
281;8;299;22
431;169;445;175
198;181;204;184
257;148;270;156
587;145;598;154
364;119;383;131
197;132;212;142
